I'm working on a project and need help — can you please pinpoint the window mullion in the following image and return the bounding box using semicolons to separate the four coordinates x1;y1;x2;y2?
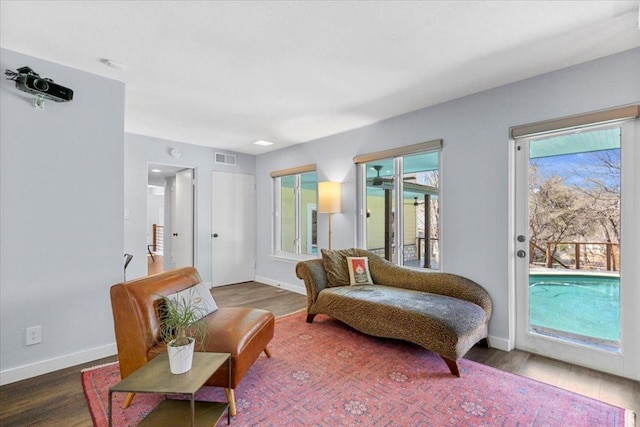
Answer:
356;163;367;248
395;157;404;266
294;175;302;254
273;178;282;253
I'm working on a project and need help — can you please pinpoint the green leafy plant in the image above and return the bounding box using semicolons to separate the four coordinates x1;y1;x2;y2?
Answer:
158;289;208;348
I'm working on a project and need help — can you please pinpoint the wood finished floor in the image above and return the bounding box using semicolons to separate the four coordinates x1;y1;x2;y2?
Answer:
147;253;163;276
0;281;637;426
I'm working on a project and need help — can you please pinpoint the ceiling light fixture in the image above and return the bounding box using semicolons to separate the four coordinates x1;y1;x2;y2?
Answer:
253;140;274;147
151;169;162;173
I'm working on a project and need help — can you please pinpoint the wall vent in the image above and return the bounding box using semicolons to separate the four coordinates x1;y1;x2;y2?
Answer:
215;153;236;166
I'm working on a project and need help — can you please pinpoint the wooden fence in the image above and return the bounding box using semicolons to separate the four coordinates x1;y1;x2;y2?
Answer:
530;241;619;271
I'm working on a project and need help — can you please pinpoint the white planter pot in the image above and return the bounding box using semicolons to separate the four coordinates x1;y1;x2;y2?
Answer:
167;337;195;374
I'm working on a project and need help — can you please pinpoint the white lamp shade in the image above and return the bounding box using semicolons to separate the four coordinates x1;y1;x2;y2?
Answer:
318;181;342;213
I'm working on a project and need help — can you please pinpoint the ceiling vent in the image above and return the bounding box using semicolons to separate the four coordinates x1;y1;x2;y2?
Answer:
215;153;236;166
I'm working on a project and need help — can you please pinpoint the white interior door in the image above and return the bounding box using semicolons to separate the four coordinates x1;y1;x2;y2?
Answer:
211;171;255;286
172;169;194;268
514;121;639;380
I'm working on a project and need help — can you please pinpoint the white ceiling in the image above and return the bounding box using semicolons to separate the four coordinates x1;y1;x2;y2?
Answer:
1;1;639;155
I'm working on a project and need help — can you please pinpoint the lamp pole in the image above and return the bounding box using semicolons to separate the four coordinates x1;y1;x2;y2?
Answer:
328;213;333;250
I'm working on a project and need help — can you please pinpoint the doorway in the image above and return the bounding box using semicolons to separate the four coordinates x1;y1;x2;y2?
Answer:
147;164;195;274
514;121;638;378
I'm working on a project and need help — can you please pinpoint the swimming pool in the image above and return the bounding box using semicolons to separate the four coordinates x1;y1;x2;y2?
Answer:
529;274;619;344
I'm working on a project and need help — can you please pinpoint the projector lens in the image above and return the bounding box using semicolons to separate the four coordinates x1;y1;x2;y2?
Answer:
33;79;49;91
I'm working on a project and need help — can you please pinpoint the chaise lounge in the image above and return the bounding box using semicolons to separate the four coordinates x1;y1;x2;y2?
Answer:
296;248;492;376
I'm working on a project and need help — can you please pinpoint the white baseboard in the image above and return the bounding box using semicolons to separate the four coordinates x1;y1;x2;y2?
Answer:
488;335;512;352
0;343;117;386
254;276;306;295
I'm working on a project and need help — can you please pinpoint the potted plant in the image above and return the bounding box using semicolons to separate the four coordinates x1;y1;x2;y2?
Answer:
158;287;209;374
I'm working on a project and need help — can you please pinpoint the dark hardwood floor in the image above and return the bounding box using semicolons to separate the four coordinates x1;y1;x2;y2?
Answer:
0;282;637;426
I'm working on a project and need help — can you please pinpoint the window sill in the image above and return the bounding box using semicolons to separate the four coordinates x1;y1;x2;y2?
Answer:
270;253;319;264
403;264;440;273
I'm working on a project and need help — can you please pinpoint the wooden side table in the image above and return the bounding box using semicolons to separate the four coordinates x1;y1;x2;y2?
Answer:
109;352;231;426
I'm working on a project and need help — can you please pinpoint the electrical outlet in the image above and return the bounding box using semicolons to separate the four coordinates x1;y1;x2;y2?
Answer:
26;325;42;345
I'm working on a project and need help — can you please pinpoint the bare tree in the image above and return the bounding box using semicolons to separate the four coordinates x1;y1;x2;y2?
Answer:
529;166;593;261
528;148;620;268
573;149;620;244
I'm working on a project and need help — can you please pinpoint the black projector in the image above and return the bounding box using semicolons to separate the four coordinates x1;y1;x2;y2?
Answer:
15;69;73;102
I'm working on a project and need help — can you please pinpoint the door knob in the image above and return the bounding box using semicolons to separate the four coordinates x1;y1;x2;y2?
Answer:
517;250;526;258
517;235;526;242
172;233;178;237
213;233;219;238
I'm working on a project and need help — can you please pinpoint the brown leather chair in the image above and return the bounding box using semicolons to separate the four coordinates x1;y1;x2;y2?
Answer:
110;267;274;415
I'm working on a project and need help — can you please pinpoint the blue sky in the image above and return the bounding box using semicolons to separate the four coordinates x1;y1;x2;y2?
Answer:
531;148;620;189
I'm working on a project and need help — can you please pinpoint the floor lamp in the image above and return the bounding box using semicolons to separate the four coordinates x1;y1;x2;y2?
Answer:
318;181;341;250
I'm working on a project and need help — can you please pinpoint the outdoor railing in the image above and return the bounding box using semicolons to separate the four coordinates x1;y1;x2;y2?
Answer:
369;237;439;269
530;241;619;271
152;224;164;253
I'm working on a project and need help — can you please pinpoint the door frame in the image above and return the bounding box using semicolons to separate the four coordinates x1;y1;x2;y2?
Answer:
510;120;639;380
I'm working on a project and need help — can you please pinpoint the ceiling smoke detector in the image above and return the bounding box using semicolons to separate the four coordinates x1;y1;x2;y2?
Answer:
102;58;128;70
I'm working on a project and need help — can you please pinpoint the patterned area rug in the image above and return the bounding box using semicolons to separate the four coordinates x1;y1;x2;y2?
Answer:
83;310;634;426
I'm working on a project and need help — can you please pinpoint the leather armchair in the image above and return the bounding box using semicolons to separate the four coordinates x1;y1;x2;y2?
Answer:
110;267;274;416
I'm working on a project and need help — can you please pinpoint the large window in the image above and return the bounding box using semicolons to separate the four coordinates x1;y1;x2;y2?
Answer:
272;165;317;256
356;141;441;269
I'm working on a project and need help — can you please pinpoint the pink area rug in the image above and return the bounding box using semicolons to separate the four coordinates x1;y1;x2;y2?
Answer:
83;310;633;426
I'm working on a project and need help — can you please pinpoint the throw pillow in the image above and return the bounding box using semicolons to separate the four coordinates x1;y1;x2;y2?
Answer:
321;248;360;287
346;256;374;285
166;283;218;321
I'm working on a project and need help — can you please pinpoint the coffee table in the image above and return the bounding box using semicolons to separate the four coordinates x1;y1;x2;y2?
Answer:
109;352;231;426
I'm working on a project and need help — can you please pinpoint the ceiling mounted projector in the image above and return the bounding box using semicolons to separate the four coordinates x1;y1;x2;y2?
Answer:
5;66;73;103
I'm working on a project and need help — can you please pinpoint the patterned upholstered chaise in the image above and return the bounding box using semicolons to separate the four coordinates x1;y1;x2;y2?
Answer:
296;249;492;376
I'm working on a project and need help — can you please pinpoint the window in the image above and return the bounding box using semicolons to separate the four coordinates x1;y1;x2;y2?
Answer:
272;165;317;256
355;140;441;269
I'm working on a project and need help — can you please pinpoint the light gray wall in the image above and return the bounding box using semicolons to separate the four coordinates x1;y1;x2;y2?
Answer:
0;48;125;383
124;133;256;283
255;48;640;348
